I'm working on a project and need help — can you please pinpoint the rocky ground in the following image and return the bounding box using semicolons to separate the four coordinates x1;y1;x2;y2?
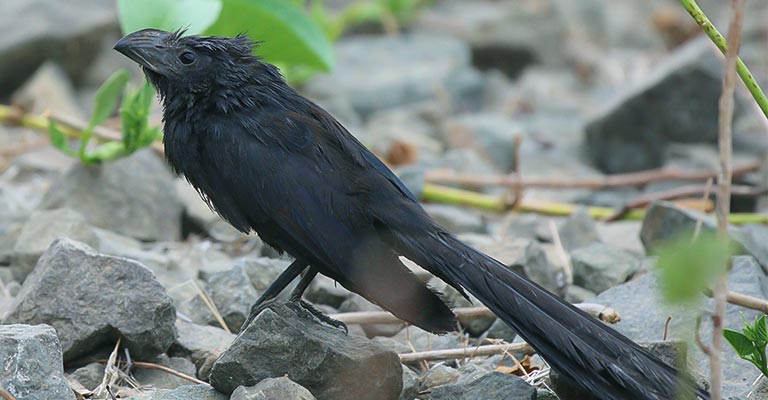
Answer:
2;0;768;399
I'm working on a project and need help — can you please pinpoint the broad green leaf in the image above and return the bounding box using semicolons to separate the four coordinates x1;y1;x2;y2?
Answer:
724;329;757;358
47;121;76;157
117;0;223;35
120;82;157;153
654;232;731;304
87;141;127;163
205;0;335;72
89;69;131;130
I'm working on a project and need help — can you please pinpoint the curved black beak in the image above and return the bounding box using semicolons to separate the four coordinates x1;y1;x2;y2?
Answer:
114;29;171;73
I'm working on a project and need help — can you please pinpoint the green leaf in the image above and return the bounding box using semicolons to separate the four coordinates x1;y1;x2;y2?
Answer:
117;0;223;35
86;141;127;163
654;232;732;304
205;0;335;71
754;315;768;342
88;69;131;131
47;121;77;157
120;82;159;154
724;329;757;358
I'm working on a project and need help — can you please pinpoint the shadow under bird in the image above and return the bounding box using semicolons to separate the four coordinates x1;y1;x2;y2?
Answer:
114;29;710;400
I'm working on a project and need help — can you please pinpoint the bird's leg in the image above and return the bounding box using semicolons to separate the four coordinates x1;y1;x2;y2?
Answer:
242;259;308;330
290;268;348;334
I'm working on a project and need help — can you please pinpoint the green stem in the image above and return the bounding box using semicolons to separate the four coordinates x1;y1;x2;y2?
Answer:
679;0;768;118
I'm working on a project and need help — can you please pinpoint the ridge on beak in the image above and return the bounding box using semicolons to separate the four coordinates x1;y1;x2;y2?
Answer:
114;28;172;73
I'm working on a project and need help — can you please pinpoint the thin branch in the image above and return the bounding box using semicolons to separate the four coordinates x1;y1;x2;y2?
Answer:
330;303;620;326
425;161;760;190
605;183;764;222
0;388;16;400
98;360;207;385
702;288;768;314
710;1;744;397
400;342;535;364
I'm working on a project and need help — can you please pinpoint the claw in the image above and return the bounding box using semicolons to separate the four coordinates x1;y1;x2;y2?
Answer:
299;299;348;334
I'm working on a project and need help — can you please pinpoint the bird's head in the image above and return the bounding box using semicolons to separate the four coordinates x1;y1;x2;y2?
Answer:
114;28;282;100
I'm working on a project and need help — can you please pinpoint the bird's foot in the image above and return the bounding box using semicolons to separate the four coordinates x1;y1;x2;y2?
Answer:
295;298;348;335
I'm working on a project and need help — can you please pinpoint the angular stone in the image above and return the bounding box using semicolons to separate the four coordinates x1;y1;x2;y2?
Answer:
231;377;316;400
69;362;104;391
442;113;529;172
585;37;747;173
592;256;765;397
209;302;402;400
400;366;419;400
429;371;535;400
11;208;98;281
180;262;258;332
558;208;600;251
41;149;183;241
169;320;235;379
304;34;483;119
306;274;352;308
11;61;85;119
419;364;459;390
133;355;196;390
126;384;227;400
4;238;176;361
571;243;641;293
0;324;74;400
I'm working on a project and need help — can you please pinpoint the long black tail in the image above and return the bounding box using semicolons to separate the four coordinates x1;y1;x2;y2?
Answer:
393;228;709;400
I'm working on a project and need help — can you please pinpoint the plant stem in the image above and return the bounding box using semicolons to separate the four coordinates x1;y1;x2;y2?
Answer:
710;0;744;397
679;0;768;118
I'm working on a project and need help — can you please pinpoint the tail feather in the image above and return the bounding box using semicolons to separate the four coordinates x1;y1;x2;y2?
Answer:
393;229;709;400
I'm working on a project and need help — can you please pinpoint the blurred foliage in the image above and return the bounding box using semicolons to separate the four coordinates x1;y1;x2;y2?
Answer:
48;69;160;164
654;231;732;304
723;314;768;377
116;0;431;82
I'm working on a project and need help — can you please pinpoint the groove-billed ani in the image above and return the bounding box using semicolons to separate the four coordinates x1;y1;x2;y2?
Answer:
115;29;709;400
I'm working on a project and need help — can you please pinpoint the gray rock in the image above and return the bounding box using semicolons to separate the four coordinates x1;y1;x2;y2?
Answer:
424;204;486;235
640;201;745;255
558;208;600;251
180;262;259;332
483;318;517;343
364;105;444;160
417;0;566;77
593;256;765;397
428;277;493;336
236;257;291;292
11;61;85;119
4;238;176;361
0;0;117;94
565;285;597;304
169;320;235;380
339;293;404;337
442;113;527;172
391;326;464;353
400;367;420;400
429;371;535;400
460;234;567;297
133;355;196;390
585;37;748;173
304;34;483;118
571;243;641;293
11;208;98;281
306;274;351;308
69;362;104;390
126;384;228;400
0;324;74;400
419;364;460;390
595;220;644;255
41;150;183;241
231;377;316;400
210;302;403;400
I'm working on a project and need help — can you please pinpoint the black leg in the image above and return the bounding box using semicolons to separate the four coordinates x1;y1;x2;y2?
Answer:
242;259;308;330
290;267;348;334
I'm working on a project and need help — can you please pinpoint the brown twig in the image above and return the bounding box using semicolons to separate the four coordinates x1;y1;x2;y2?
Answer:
0;388;16;400
330;303;620;325
710;1;744;397
605;183;764;221
696;313;713;357
425;161;760;190
663;316;673;341
702;288;768;314
399;342;535;364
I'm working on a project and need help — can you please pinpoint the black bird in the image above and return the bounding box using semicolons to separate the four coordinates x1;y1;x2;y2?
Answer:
115;29;709;400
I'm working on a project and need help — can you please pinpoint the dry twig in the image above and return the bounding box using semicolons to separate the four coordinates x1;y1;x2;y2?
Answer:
400;342;535;364
331;303;620;326
710;1;744;397
0;388;16;400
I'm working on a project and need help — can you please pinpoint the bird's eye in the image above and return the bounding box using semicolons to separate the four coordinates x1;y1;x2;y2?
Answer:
179;51;196;65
